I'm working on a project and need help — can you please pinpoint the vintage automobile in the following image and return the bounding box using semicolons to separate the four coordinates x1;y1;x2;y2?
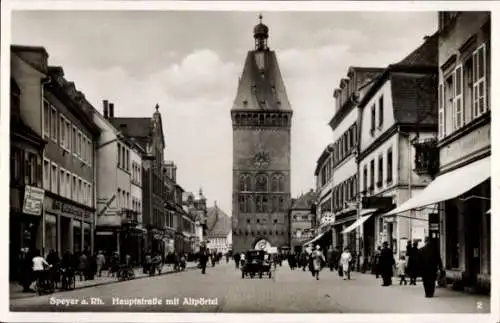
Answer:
241;250;273;279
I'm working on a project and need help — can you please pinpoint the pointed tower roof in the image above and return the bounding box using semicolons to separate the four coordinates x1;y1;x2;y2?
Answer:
231;16;291;112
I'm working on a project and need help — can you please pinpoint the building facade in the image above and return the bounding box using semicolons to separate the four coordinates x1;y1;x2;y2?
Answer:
231;16;292;252
387;12;491;292
289;190;317;253
93;100;140;260
206;203;232;254
12;46;100;257
437;12;491;291
109;104;167;255
359;34;439;261
163;161;178;254
328;67;383;256
9;77;46;281
313;145;334;239
130;141;145;261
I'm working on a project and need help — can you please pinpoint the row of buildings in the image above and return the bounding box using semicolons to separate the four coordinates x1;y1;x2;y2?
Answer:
9;45;213;280
299;11;490;293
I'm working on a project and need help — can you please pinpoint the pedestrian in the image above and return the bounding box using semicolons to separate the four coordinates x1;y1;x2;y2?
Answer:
339;247;352;280
96;251;105;277
326;246;334;271
418;237;443;298
19;248;33;292
234;252;241;269
407;241;420;285
199;248;209;274
311;245;325;280
78;252;87;281
372;246;382;278
32;249;50;288
379;241;395;287
396;256;407;285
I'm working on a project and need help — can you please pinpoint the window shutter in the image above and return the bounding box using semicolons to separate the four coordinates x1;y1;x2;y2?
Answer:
473;44;487;117
438;84;444;139
454;65;463;129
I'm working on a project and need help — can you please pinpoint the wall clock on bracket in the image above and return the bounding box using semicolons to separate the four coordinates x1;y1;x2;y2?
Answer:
253;151;271;168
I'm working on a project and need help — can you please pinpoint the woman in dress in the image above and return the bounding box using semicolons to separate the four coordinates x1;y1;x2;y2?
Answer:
339;247;352;280
311;245;326;280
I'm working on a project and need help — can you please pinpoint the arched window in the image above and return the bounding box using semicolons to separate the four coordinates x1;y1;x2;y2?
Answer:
278;197;285;212
271;174;279;192
239;195;245;213
262;196;269;212
278;174;285;192
271;196;278;212
256;195;263;213
239;174;251;192
255;173;268;192
246;195;253;213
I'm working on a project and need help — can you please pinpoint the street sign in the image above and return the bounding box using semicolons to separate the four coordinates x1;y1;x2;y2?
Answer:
97;194;117;217
362;196;393;210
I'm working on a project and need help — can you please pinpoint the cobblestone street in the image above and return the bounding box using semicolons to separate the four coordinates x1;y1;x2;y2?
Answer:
9;261;490;313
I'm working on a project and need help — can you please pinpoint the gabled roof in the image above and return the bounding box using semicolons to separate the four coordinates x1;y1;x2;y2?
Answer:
397;32;439;67
206;206;231;237
110;117;152;139
357;32;438;127
314;143;334;176
390;73;437;126
291;190;317;210
232;50;291;111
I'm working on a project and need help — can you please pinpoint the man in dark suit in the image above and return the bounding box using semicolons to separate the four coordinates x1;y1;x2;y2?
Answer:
419;237;443;298
379;241;395;286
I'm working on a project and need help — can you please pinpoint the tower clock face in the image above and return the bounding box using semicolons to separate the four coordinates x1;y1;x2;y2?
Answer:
253;151;270;168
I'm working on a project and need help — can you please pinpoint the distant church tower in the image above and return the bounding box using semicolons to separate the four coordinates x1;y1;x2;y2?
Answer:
231;15;293;253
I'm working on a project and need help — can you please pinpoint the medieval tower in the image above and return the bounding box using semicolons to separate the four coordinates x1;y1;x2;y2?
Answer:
231;15;292;252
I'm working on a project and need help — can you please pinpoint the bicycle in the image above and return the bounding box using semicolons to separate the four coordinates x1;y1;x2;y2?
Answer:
35;268;55;295
60;267;76;290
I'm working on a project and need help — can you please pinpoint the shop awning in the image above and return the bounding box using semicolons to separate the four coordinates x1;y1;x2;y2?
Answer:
303;232;326;246
384;156;491;217
341;209;377;234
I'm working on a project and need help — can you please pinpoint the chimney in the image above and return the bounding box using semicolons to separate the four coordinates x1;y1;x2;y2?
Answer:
109;103;115;118
103;100;109;118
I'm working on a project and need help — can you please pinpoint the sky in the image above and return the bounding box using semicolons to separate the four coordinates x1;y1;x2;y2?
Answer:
11;10;437;215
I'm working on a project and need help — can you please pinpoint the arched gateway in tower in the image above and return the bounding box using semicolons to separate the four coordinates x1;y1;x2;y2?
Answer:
231;15;293;253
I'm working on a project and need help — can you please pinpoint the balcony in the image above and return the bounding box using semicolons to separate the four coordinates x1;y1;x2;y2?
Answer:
413;138;439;177
96;208;138;227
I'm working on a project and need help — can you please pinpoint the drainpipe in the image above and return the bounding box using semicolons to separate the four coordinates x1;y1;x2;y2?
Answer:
40;77;51;257
354;92;363;271
400;130;415;258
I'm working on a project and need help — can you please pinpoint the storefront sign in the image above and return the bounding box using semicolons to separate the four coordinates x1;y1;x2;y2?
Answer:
440;124;490;168
46;197;92;220
23;186;44;216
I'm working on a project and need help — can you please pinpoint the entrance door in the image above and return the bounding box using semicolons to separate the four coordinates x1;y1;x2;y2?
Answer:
465;197;481;285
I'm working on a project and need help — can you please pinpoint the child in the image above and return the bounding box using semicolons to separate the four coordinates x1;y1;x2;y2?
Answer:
396;256;407;285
